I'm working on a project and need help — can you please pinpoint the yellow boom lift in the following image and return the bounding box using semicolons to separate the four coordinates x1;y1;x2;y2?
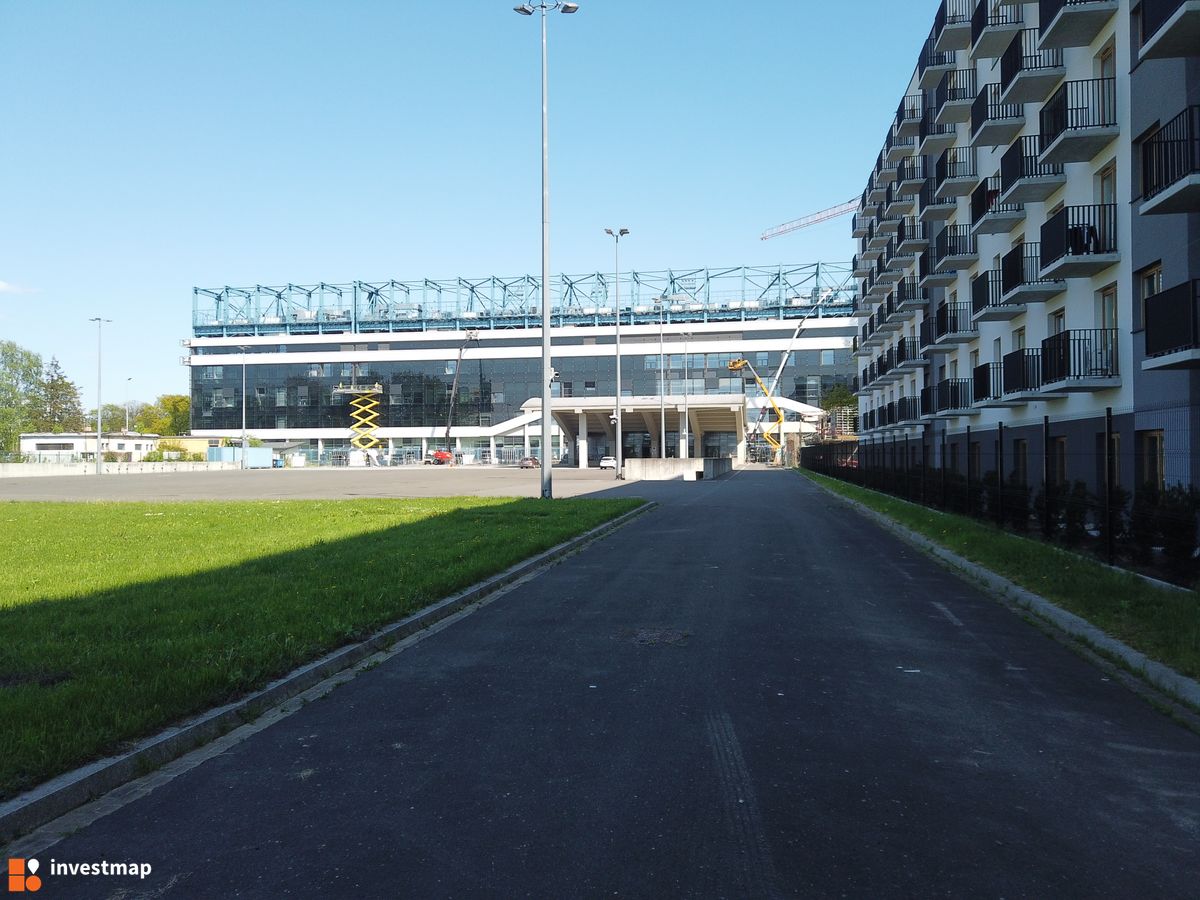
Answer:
728;358;785;463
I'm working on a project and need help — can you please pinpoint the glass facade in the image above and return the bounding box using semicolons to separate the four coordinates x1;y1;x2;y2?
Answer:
191;348;856;433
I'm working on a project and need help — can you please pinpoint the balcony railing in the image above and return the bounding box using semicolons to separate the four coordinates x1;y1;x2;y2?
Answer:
971;175;1022;223
1144;280;1200;358
973;362;1003;402
897;93;924;130
1000;28;1063;94
970;270;1005;316
896;277;927;308
920;107;956;146
1042;329;1119;382
919;36;954;80
935;302;974;338
920;318;937;351
971;1;1023;48
1001;242;1058;294
895;336;923;366
1003;348;1042;393
896;396;921;422
935;68;978;114
1041;78;1117;147
919;177;956;215
935;147;977;190
935;225;977;266
1000;135;1063;195
933;378;973;412
897;217;925;247
971;84;1023;141
896;155;927;190
1142;106;1200;202
1040;204;1117;269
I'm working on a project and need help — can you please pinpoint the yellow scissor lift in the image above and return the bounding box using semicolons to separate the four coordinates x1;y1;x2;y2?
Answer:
728;358;785;465
332;381;384;450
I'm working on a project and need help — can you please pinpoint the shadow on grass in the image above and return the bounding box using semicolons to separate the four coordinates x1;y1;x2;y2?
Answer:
0;496;642;800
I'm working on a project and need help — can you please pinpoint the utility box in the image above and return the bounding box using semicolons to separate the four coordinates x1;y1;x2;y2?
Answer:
207;446;273;469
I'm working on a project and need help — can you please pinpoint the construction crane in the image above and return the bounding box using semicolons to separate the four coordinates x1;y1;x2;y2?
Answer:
760;199;858;241
728;358;785;464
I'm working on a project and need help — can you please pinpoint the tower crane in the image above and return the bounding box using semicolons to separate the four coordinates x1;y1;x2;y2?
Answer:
760;199;858;241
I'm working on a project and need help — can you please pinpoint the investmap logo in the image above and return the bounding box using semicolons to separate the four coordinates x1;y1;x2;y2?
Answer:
7;857;153;892
7;860;40;893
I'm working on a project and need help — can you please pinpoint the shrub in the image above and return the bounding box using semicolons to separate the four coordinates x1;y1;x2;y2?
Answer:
1062;481;1091;546
1157;485;1198;571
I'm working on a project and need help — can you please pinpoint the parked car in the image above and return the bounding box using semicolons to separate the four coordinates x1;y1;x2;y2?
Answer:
518;456;539;468
424;449;454;465
599;456;617;469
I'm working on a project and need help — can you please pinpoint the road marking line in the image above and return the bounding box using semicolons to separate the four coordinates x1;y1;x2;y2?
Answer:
932;601;964;628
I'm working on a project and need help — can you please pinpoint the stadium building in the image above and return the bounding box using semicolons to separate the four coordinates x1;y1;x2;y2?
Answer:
184;263;860;466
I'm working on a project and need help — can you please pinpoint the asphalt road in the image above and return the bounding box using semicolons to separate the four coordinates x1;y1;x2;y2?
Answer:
13;470;1200;897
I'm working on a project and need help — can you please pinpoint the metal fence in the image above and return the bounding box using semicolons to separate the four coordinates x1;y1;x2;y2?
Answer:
801;402;1200;590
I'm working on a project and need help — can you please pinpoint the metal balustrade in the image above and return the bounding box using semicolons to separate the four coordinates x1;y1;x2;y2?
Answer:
999;28;1063;95
1041;329;1119;382
971;83;1023;141
1142;106;1200;202
1002;348;1043;393
1041;78;1117;146
1144;280;1200;358
1040;204;1117;269
970;270;1005;316
971;175;1022;224
999;135;1063;195
973;362;1003;402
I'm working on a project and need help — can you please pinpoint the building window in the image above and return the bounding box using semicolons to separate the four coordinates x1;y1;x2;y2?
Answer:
1137;429;1165;491
820;349;835;366
584;381;596;392
1095;431;1121;489
1013;439;1028;486
1052;437;1068;487
1139;263;1163;330
275;389;287;407
1098;284;1117;331
275;416;287;429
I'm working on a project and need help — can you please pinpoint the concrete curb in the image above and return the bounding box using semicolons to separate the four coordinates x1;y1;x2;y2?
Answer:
0;500;654;845
806;476;1200;713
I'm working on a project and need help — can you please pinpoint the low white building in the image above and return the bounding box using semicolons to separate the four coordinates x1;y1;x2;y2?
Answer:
19;433;161;463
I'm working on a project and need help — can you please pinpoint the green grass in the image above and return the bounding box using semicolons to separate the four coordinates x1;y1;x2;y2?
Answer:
0;497;642;799
798;469;1200;682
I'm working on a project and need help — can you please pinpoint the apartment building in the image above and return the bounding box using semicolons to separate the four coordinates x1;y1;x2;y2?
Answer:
853;0;1199;494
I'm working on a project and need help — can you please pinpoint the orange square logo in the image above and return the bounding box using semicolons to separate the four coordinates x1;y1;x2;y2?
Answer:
6;859;41;892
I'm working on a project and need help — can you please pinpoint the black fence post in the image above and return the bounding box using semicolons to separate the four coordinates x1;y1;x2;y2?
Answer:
920;427;927;505
1042;415;1052;538
941;429;947;508
1105;406;1114;565
997;421;1005;527
966;425;973;517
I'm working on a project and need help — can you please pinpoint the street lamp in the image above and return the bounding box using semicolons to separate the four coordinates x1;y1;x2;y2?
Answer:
124;377;133;433
681;331;692;459
236;346;249;470
604;228;628;479
653;297;667;458
514;0;579;499
89;317;112;475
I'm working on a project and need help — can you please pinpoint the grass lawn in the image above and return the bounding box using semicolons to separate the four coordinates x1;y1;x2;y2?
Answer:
0;496;642;799
798;469;1200;683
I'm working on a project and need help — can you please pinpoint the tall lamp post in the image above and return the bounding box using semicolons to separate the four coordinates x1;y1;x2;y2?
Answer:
654;297;667;457
604;228;628;479
89;317;112;475
124;377;133;433
514;0;578;499
681;331;692;459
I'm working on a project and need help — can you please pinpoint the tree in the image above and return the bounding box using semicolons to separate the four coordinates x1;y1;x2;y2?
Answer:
0;340;43;452
820;383;857;411
87;404;129;434
27;357;85;433
134;394;191;435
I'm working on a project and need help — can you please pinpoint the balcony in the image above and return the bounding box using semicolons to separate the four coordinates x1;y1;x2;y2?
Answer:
972;362;1021;407
896;93;925;139
1140;0;1200;59
935;69;978;125
852;254;872;279
895;396;922;424
851;210;870;238
926;378;976;417
970;176;1025;235
877;200;902;234
918;35;956;90
896;156;927;196
1001;242;1066;303
896;277;929;312
875;348;897;383
1002;348;1066;400
919;107;957;157
895;336;928;371
1040;78;1118;165
935;147;978;199
935;0;974;52
1038;0;1119;50
885;181;915;218
867;174;889;205
919;247;957;289
971;1;1023;58
1143;280;1200;369
972;270;1024;322
919;178;958;225
1039;204;1119;278
896;218;928;255
867;219;890;252
999;135;1066;203
886;123;918;165
1140;107;1200;215
1000;29;1065;105
971;84;1025;148
1041;328;1120;390
934;302;979;344
934;225;978;273
919;318;946;354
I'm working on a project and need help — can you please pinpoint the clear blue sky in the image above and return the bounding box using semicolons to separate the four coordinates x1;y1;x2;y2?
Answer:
0;0;931;408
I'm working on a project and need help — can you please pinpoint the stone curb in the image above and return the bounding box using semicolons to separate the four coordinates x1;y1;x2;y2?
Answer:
0;500;654;845
807;477;1200;712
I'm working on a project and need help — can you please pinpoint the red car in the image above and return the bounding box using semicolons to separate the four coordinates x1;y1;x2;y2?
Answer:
425;449;454;465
